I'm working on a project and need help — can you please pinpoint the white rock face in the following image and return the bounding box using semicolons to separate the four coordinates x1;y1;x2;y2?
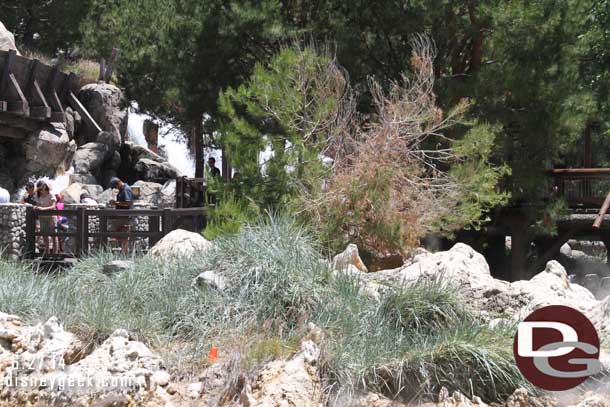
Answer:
333;243;368;273
357;243;609;331
239;340;322;407
148;229;213;259
159;179;176;209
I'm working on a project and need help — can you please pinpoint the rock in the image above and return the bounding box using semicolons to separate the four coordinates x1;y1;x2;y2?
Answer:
96;130;119;153
0;22;19;54
102;260;133;275
583;273;601;294
504;388;554;407
73;142;108;174
333;243;368;273
78;83;127;145
193;270;227;291
186;382;203;398
560;242;572;256
134;158;182;184
132;180;162;206
151;370;171;387
159;179;176;209
23;122;76;180
59;183;101;204
148;229;212;259
240;340;322;407
362;244;600;323
70;173;98;185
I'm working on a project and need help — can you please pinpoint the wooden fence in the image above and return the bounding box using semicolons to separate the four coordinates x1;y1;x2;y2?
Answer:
25;206;204;258
176;177;206;208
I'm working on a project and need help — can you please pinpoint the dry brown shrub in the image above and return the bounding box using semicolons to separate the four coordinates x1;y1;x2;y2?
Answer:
299;35;473;256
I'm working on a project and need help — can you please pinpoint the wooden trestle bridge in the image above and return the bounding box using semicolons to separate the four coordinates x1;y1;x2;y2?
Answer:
0;49;101;133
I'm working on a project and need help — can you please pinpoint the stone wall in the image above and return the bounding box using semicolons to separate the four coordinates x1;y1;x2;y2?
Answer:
0;204;27;260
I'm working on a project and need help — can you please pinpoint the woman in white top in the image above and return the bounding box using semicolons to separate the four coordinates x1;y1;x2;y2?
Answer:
34;181;57;255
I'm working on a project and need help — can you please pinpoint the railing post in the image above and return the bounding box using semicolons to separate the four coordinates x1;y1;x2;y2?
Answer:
75;207;86;256
162;209;172;237
99;212;108;250
25;206;36;259
149;212;161;247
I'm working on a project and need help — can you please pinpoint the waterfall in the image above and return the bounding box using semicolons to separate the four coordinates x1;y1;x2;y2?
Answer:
127;103;196;177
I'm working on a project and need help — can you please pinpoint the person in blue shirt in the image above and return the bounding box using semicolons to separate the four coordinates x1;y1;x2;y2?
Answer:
109;177;133;253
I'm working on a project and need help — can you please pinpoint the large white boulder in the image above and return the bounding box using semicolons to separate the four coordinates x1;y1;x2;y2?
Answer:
148;229;212;259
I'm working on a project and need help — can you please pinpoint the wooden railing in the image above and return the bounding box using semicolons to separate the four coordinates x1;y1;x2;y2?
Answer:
549;168;610;208
25;206;204;258
176;177;206;208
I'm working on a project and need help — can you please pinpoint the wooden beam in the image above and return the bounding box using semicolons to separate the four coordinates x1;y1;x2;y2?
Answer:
0;124;27;139
68;91;102;135
45;67;65;122
0;49;16;96
25;59;51;119
6;72;29;115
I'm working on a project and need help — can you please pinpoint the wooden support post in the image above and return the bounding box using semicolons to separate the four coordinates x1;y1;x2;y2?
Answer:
149;214;161;247
162;209;172;236
99;213;108;249
25;206;36;259
593;190;610;228
75;207;86;256
46;67;65;122
25;59;51;119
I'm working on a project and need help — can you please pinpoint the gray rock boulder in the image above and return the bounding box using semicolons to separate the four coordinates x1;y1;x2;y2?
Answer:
0;21;19;54
148;229;212;259
135;158;181;183
192;270;227;291
77;83;127;145
132;180;162;206
23;122;75;178
102;260;133;275
159;179;176;209
73;142;108;174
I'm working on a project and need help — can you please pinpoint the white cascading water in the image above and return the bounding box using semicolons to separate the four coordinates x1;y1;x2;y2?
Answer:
127;102;197;177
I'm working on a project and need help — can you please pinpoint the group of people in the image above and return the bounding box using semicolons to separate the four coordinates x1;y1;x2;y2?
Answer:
0;177;133;256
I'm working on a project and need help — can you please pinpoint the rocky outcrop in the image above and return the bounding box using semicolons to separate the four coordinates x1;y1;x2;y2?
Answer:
119;142;182;184
159;179;176;209
132;180;162;207
23;122;76;183
349;243;609;334
333;243;368;273
60;183;103;204
239;340;322;407
0;313;179;407
77;83;127;146
147;229;212;259
0;22;19;54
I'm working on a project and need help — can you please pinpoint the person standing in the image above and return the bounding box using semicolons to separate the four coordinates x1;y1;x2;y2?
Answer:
20;182;38;205
109;177;134;254
208;157;221;177
34;181;57;255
